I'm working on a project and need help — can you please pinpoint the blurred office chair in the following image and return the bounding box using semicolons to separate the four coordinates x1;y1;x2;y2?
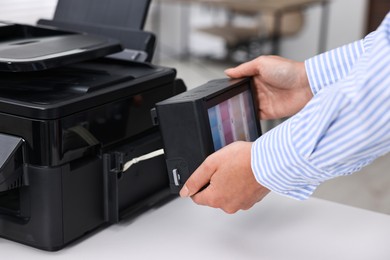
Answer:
38;0;156;61
197;0;312;59
197;4;305;61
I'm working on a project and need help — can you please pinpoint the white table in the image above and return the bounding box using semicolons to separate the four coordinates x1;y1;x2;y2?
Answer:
1;193;390;260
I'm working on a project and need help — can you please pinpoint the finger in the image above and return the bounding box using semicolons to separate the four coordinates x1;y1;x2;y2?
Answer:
224;58;260;78
180;157;217;197
192;185;240;214
190;183;218;208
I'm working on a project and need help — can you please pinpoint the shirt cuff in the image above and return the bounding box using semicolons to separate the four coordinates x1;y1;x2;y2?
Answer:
251;119;326;200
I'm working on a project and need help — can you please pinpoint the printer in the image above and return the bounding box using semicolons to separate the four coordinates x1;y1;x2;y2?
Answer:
0;20;186;251
0;0;262;251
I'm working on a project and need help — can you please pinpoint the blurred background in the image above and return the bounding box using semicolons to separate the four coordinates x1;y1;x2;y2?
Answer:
1;0;389;214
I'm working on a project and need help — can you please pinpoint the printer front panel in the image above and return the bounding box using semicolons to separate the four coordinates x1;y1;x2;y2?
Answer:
0;73;180;251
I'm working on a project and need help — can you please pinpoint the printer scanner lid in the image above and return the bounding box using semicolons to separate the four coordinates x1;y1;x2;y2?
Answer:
0;22;123;72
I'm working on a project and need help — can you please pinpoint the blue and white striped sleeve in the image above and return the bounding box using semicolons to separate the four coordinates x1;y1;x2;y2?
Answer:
305;31;376;95
251;13;390;200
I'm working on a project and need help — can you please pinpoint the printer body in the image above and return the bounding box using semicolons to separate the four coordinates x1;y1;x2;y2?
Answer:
0;23;184;251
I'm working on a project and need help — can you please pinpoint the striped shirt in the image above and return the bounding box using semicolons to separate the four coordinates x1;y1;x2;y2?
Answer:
251;12;390;200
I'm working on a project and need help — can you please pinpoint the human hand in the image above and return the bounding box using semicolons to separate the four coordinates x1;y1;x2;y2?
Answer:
180;142;270;214
225;55;312;120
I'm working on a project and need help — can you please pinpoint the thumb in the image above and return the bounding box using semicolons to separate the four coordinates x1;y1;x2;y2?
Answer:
180;158;216;197
225;58;259;78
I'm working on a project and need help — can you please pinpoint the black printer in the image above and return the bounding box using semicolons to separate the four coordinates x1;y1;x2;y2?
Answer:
0;0;262;251
0;20;185;251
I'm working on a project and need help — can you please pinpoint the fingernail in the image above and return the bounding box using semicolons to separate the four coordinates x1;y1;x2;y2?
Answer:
180;185;190;197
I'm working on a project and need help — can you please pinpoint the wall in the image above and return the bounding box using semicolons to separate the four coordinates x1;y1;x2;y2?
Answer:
0;0;57;25
281;0;369;60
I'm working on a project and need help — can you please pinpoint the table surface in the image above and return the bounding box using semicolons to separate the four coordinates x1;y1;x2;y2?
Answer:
1;193;389;260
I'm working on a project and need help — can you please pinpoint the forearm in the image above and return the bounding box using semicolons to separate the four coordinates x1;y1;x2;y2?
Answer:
252;14;390;199
252;82;389;200
304;31;376;95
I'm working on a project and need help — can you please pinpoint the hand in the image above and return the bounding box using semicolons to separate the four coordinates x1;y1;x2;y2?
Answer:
225;55;312;120
180;142;270;214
